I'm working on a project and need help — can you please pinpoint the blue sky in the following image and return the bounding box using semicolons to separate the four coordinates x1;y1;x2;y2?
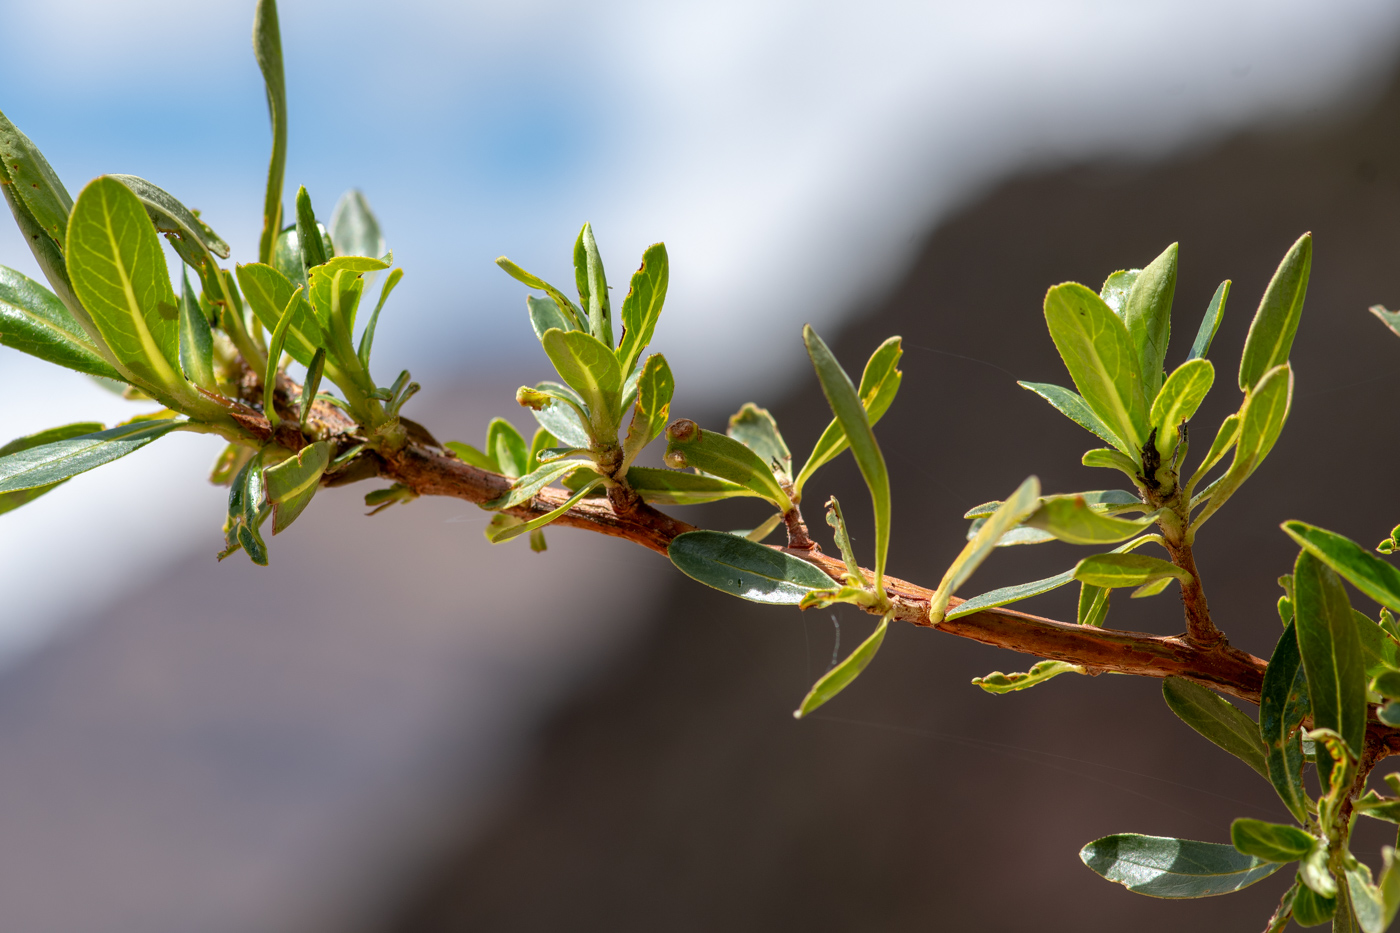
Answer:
1;0;1398;658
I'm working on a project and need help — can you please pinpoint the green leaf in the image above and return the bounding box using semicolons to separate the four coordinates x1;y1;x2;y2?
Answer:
624;466;760;505
1191;363;1292;530
0;265;121;380
526;295;575;340
1017;381;1128;454
1230;819;1315;862
263;440;329;534
0;108;73;247
622;354;674;467
1239;234;1311;391
804;326;892;592
272;222;332;292
329;189;386;260
1187;412;1240;490
1149;358;1214;459
1078;581;1110;626
1355;609;1400;679
485;458;586;510
357;267;403;369
1080;834;1282;898
794;336;902;496
1370;305;1400;339
1345;860;1394;933
1043;282;1149;453
792;614;889;718
575;223;612;346
1294;549;1368;782
1292;881;1337;927
929;476;1040;623
253;0;287;266
1162;677;1269;779
1188;280;1230;361
1025;495;1158;545
485;418;529;478
1374;670;1400;699
667;529;834;604
496;257;585;332
1075;552;1190;590
1122;242;1176;398
519;383;592;449
445;441;498;472
1283;521;1400;614
1259;622;1312;823
0;420;182;493
485;478;603;543
1082;447;1139;476
300;347;325;426
963;517;1056;546
964;489;1143;519
66;176;184;393
727;403;791;483
541;327;622;438
663;420;790;510
1100;268;1138;316
307;255;386;331
0;421;104;516
235;262;326;369
1301;836;1338;899
825;496;866;583
294;187;329;271
945;568;1077;620
177;267;215;390
109;175;230;259
616;242;668;375
972;659;1084;694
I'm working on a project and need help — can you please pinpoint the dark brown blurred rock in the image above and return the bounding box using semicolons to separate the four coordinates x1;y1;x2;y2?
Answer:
371;72;1400;932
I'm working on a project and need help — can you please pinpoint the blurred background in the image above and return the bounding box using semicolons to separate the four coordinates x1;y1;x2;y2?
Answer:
2;0;1400;930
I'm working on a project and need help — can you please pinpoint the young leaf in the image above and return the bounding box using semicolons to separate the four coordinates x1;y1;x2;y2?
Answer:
109;175;230;259
263;440;330;533
964;489;1143;519
221;453;270;566
1122;242;1176;398
357;267;403;369
929;476;1040;624
663;420;790;510
178;267;216;390
622;354;674;467
616;242;668;375
485;478;604;543
253;0;287;266
445;440;498;472
1149;358;1214;458
486;418;530;478
1239;234;1311;391
541;328;623;437
624;466;760;505
1100;268;1138;316
1082;447;1139;476
294;186;328;270
527;295;575;340
1259;622;1312;823
727;403;791;483
519;384;592;449
1042;282;1149;453
1017;381;1128;454
1370;305;1400;339
946;568;1077;620
1024;495;1157;545
0;265;121;380
1355;609;1400;679
1283;521;1400;614
972;659;1084;694
300;347;325;426
667;529;834;604
307;256;386;332
1229;819;1315;862
1078;581;1110;626
236;262;327;368
1187;412;1240;490
1079;834;1282;897
793;614;889;718
263;284;304;429
804;325;892;591
0;108;73;246
1292;881;1337;926
963;518;1055;547
1294;549;1368;780
66;176;185;394
794;336;902;496
0;421;104;516
496;258;585;331
825;497;865;583
1161;677;1269;780
1188;280;1230;361
1300;836;1338;899
1190;363;1292;530
485;458;586;510
1074;553;1190;590
329;189;386;260
0;420;183;494
575;223;612;347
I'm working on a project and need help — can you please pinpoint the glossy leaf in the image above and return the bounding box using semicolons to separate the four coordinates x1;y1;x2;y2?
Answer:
294;186;329;270
1099;269;1138;316
0;108;72;246
1122;242;1176;397
0;265;120;380
1229;819;1315;862
573;223;612;344
520;383;592;449
177;268;215;390
929;476;1040;623
1078;582;1110;626
963;518;1056;547
804;326;891;591
947;569;1075;619
625;466;761;505
664;421;789;509
616;242;668;375
1080;834;1282;898
1292;882;1337;927
1259;622;1311;822
1188;280;1230;361
727;403;791;483
793;614;889;717
541;327;622;436
0;420;182;494
1075;552;1190;591
1239;234;1311;391
329;189;385;260
794;336;902;495
1294;549;1367;781
667;529;834;604
263;440;329;534
1018;381;1127;454
1025;495;1157;545
622;354;674;466
486;478;603;543
357;267;403;369
236;262;326;368
109;175;229;259
972;659;1084;694
1283;521;1400;614
262;284;303;428
307;255;386;332
1149;358;1213;458
486;418;530;478
1043;282;1149;453
1162;677;1269;780
0;421;104;516
66;176;184;393
221;453;269;566
253;0;287;266
1301;836;1338;898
